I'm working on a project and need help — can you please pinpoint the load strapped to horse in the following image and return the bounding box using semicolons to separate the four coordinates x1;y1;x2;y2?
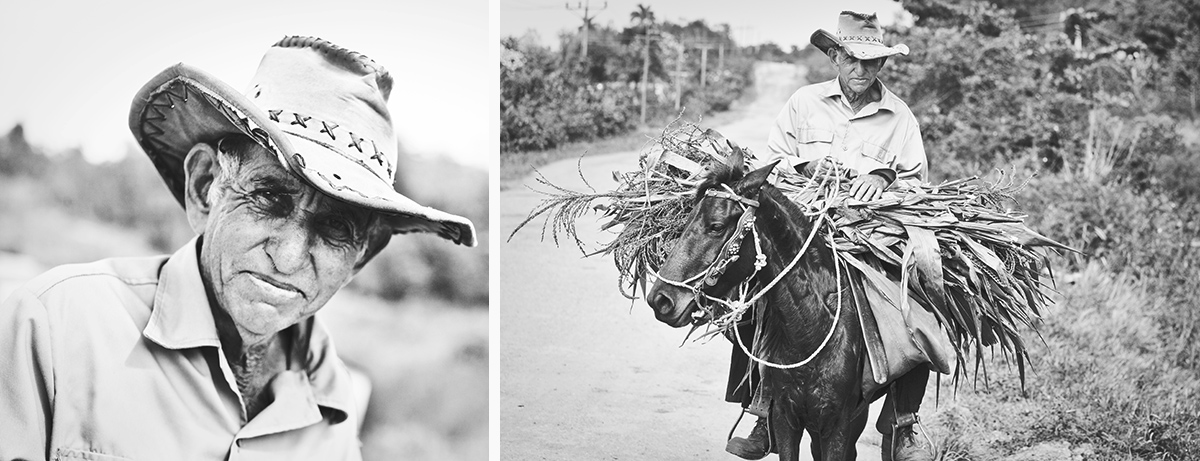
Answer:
511;122;1072;459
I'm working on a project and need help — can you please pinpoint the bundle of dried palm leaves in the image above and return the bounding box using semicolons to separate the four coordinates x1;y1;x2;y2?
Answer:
511;122;1071;386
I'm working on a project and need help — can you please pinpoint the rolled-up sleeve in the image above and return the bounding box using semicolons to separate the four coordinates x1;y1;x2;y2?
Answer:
1;287;54;461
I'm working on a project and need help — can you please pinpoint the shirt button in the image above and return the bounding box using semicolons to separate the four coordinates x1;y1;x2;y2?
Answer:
843;146;848;151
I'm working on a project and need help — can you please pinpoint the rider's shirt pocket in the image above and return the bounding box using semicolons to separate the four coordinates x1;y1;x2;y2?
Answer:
796;127;833;144
862;141;895;166
794;126;833;160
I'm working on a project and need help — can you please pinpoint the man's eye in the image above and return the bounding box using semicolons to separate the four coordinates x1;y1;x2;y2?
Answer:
251;190;291;215
320;217;358;243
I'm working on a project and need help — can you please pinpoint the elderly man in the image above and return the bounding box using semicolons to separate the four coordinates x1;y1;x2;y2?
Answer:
724;11;932;461
0;36;475;460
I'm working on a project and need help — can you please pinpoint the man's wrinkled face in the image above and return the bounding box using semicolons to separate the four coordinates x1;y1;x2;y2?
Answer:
198;143;374;344
830;48;886;97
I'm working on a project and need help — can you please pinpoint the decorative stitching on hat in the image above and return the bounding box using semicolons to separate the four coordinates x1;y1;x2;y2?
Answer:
841;35;884;44
141;78;280;156
275;110;393;183
347;133;364;153
841;11;877;21
272;36;394;100
283;128;382;180
291;113;311;128
320;121;339;140
268;110;283;122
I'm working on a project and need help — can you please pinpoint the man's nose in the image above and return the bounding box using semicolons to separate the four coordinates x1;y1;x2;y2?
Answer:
266;220;312;275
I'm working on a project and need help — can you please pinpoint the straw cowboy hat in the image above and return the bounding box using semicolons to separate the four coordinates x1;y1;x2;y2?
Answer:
811;11;910;60
128;36;476;246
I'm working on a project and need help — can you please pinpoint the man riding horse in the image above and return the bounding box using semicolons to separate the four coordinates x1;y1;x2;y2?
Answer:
725;11;934;461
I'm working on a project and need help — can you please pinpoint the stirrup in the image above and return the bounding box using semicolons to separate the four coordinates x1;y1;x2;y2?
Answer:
889;413;937;460
726;408;774;453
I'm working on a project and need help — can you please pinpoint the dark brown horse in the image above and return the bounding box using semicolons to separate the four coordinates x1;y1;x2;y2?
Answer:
646;150;874;461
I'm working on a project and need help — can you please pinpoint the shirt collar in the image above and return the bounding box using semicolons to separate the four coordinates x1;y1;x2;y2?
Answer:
143;236;221;350
142;236;353;425
820;77;900;114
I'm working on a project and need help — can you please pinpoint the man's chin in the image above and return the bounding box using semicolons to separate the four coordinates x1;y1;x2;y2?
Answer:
224;299;297;339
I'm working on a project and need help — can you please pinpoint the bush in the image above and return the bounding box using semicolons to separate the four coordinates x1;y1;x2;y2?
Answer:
501;17;757;154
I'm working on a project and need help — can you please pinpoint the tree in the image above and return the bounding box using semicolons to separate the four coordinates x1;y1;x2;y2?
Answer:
630;4;655;30
631;4;657;125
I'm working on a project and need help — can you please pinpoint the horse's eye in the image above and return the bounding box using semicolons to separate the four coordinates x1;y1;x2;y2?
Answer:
707;222;727;233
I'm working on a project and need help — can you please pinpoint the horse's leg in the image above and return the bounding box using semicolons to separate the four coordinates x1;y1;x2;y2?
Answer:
772;406;803;461
774;426;802;461
809;408;869;461
842;407;869;461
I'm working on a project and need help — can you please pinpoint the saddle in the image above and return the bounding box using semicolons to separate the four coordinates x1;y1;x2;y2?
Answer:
850;264;954;398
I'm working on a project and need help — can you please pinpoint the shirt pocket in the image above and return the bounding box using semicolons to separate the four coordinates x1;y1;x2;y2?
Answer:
793;126;833;162
862;141;895;165
796;127;833;144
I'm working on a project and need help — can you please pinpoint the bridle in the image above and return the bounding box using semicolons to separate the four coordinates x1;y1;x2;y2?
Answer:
652;174;845;370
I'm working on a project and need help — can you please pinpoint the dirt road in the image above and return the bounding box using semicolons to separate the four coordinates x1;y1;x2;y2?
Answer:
500;63;890;460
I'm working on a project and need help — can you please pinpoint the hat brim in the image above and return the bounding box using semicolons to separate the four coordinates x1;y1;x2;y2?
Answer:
810;29;910;59
128;63;477;246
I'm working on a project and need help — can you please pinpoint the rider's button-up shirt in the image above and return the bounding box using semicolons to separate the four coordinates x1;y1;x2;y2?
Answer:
765;78;927;186
0;237;362;461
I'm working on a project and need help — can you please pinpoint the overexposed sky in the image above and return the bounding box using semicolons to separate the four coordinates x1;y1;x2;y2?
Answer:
0;0;490;169
501;0;908;49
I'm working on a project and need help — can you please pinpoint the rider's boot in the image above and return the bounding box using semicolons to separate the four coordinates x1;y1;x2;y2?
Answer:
879;366;934;461
881;413;933;461
725;416;770;460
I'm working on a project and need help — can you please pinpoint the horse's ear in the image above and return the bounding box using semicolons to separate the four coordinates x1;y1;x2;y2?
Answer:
725;144;746;174
737;160;779;196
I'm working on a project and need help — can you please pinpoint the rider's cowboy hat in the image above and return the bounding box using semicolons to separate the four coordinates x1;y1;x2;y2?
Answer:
811;11;909;60
128;36;476;246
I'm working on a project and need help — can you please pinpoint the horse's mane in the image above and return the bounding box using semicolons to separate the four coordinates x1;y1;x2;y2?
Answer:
758;184;819;261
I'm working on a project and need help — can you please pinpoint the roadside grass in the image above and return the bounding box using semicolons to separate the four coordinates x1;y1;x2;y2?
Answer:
922;262;1200;460
500;85;759;190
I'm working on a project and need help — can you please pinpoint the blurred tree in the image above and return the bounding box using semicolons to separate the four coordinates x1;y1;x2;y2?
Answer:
0;125;49;176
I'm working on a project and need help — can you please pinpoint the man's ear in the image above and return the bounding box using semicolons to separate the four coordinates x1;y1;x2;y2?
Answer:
827;47;839;64
182;143;222;234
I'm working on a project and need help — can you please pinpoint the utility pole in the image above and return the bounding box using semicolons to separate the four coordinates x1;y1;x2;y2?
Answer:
566;1;607;61
674;43;685;111
640;32;651;126
717;43;725;75
638;27;661;126
696;43;715;88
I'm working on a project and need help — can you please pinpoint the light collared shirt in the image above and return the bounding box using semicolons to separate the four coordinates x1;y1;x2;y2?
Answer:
764;78;927;186
0;237;361;461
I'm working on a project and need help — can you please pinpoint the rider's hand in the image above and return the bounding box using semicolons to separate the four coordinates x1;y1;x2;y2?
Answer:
797;158;838;178
848;173;888;202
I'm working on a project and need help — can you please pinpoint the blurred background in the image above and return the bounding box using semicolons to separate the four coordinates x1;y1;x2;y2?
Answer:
0;1;489;460
502;0;1200;459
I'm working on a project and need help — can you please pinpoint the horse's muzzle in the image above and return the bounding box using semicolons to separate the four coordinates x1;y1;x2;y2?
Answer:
647;283;694;328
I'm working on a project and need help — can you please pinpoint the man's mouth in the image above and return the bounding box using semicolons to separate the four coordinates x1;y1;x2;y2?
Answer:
245;272;304;300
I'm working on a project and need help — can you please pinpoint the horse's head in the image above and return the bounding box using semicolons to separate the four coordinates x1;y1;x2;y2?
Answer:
647;148;778;327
